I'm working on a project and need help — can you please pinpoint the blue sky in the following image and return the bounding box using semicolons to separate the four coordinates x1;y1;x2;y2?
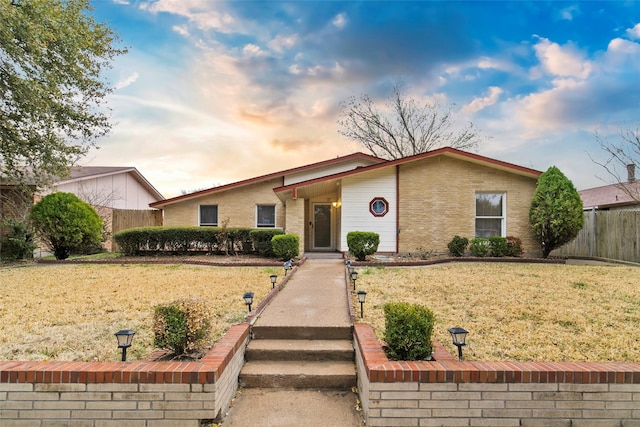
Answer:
87;1;640;198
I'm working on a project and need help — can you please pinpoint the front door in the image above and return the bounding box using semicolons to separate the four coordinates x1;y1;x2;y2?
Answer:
312;203;332;250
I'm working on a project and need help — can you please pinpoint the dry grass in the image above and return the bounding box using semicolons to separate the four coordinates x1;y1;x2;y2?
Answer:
0;264;278;362
353;262;640;362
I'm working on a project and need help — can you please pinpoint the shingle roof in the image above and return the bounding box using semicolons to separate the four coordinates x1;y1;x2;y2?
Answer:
579;181;640;209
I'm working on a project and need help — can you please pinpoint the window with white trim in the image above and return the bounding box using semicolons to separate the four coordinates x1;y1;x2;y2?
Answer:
475;193;505;237
256;205;276;228
199;205;218;226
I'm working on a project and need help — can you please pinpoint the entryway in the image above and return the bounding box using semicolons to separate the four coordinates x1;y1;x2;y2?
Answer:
312;203;333;250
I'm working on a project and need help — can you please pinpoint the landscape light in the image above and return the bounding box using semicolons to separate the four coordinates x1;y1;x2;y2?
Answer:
350;270;358;290
283;260;292;275
448;327;469;361
243;292;255;312
270;274;278;289
357;290;367;318
114;329;135;362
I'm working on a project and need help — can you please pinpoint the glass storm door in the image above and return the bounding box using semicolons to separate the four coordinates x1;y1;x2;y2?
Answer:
313;203;332;250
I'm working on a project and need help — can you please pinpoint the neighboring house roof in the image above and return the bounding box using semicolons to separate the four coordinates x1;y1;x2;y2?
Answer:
273;147;542;200
150;152;384;208
58;166;165;201
579;181;640;209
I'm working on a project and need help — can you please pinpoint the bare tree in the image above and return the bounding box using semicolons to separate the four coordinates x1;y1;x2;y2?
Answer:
591;125;640;202
338;84;484;159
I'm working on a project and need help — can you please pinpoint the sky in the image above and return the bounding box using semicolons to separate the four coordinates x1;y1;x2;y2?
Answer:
86;0;640;198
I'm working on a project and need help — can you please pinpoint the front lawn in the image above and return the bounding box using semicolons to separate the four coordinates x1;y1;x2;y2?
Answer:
0;264;275;361
353;262;640;362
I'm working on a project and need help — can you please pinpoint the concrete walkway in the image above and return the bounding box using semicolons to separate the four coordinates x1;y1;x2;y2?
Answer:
220;259;364;427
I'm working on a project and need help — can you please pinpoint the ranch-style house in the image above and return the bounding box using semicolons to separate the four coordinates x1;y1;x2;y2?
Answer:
150;147;543;257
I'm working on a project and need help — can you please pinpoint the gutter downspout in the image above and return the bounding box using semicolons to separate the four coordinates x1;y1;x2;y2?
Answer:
396;165;400;253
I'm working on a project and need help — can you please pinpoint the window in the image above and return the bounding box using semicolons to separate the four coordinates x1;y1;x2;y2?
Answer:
199;205;218;226
257;205;276;227
475;193;505;237
369;197;389;217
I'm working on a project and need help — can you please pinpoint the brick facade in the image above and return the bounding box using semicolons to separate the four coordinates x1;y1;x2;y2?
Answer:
398;156;539;256
354;324;640;426
163;178;285;229
0;324;250;426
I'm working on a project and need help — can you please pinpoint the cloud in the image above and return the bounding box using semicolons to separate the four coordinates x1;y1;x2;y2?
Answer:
268;34;299;52
626;23;640;40
557;4;580;21
332;12;347;29
172;25;189;37
462;86;503;113
140;0;236;32
114;72;139;90
509;33;640;136
532;37;592;79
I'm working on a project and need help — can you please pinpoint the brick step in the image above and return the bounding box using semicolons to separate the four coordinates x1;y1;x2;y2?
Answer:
246;339;354;362
251;326;352;340
239;360;356;389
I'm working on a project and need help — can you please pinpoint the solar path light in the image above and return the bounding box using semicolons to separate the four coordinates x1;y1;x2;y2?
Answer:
270;274;278;289
114;329;135;362
350;270;358;291
356;290;367;318
448;327;469;361
243;292;255;312
283;260;292;275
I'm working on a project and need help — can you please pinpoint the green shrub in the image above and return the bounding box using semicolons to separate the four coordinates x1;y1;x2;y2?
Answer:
383;302;435;361
529;166;584;258
505;236;523;257
30;192;103;260
469;238;490;257
447;235;469;257
0;219;36;261
152;298;211;356
250;229;285;257
488;236;509;257
271;234;299;260
346;231;380;261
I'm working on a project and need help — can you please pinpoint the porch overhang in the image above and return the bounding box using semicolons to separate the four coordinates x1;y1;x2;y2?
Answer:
274;178;341;202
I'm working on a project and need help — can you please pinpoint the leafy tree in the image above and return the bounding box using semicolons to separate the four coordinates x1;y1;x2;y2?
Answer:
0;0;125;187
30;192;103;260
529;167;584;258
338;84;484;159
591;125;640;202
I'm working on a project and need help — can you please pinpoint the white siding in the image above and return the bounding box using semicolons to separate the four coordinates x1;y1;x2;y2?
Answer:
340;168;396;252
53;173;158;210
284;159;378;185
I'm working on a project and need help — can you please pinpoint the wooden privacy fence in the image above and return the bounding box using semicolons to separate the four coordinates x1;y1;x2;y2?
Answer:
109;208;163;251
552;209;640;263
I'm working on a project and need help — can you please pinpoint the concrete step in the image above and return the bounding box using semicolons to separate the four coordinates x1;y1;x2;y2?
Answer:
240;360;356;389
246;339;354;362
251;326;352;340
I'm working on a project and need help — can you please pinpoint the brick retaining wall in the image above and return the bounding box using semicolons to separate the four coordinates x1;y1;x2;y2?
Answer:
354;323;640;426
0;323;250;426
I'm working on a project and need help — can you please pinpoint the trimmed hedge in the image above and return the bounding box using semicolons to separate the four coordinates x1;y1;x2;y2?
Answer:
347;231;380;261
114;226;283;256
152;298;211;356
447;235;469;257
271;234;299;260
250;229;285;257
383;302;435;361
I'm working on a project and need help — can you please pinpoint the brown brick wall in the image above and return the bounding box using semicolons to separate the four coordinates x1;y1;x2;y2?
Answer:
0;324;250;426
354;324;640;426
163;178;285;229
398;156;540;256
